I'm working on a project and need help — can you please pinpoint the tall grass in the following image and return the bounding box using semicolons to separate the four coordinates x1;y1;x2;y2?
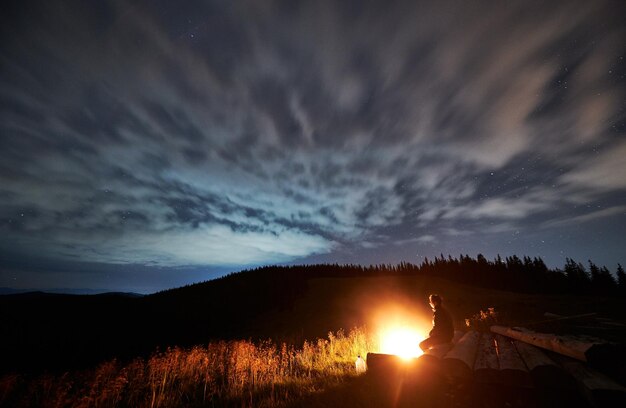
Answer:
0;327;377;407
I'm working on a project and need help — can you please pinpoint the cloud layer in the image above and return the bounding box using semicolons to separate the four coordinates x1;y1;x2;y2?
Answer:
1;0;625;289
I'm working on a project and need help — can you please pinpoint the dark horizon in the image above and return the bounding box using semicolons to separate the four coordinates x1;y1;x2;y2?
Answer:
2;253;624;295
1;0;625;293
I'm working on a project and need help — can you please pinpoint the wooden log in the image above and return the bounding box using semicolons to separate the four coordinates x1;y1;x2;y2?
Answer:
366;352;407;380
491;325;626;376
366;352;447;407
407;354;448;408
494;335;532;388
364;353;406;406
422;330;465;359
513;340;552;370
424;342;453;359
442;331;480;381
413;352;445;382
366;352;439;380
556;357;626;408
543;312;597;320
595;317;626;327
514;341;583;406
491;325;594;362
452;330;465;344
474;333;499;384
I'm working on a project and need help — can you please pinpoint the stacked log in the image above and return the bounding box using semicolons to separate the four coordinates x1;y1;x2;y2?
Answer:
472;333;536;407
367;325;625;407
473;333;499;384
494;334;532;388
442;330;480;381
514;340;574;390
554;356;626;407
493;325;626;407
423;342;453;359
490;325;622;366
513;340;584;406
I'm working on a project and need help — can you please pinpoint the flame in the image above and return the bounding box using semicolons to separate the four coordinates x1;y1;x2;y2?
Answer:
379;326;424;360
368;299;431;360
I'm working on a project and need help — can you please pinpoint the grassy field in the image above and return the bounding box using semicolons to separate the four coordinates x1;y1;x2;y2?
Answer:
0;327;377;408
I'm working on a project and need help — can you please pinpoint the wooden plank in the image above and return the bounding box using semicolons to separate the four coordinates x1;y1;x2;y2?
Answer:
442;331;480;381
474;333;499;384
494;335;532;388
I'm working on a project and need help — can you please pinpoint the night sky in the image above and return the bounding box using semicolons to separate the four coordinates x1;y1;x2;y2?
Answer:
1;0;625;293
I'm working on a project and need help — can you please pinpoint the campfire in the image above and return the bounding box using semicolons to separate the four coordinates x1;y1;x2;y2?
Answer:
379;326;425;360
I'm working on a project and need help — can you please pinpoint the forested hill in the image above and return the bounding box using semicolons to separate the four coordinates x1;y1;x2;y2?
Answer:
137;255;626;356
2;255;624;376
157;254;626;299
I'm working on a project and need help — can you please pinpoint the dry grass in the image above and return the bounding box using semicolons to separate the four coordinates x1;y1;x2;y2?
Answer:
0;327;377;408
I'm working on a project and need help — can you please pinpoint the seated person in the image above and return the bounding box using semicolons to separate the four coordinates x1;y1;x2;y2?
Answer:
419;294;454;352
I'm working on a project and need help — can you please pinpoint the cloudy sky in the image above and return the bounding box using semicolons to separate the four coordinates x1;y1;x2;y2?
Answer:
1;0;625;293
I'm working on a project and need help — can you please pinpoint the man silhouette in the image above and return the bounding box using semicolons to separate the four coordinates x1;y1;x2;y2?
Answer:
419;294;454;352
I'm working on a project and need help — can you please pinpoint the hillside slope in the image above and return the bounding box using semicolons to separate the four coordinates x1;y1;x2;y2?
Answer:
2;267;625;375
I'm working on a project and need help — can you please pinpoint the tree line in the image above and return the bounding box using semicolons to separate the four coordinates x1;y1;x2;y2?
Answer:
204;254;626;298
413;254;625;296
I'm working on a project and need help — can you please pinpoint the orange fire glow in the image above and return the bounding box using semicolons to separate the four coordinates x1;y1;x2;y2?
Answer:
366;297;432;360
379;326;424;360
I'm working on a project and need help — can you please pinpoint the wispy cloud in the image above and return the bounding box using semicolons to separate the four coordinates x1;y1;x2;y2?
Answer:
0;0;624;278
543;205;626;228
561;141;626;192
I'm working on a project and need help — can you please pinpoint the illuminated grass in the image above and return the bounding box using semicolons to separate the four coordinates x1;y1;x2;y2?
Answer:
0;327;377;407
